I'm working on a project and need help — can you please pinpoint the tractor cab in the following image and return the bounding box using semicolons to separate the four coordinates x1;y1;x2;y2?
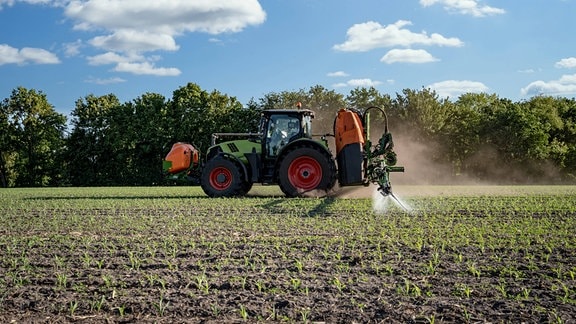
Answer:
259;109;314;158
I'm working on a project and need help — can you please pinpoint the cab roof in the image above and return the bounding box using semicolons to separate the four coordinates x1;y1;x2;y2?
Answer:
261;109;315;118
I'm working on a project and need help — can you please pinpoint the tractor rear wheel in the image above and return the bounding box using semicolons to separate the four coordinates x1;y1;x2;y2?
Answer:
201;157;246;197
278;146;336;197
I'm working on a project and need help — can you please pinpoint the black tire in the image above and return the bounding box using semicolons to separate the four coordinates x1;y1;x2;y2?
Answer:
278;146;337;197
201;157;246;197
242;180;253;195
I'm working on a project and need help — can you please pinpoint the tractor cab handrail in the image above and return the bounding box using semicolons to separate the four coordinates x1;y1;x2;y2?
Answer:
211;133;262;146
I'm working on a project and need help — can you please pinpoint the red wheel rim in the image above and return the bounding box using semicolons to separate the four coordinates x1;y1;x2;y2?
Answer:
288;156;322;190
209;167;232;190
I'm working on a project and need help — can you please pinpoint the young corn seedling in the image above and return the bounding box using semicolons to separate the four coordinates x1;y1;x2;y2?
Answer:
145;273;159;287
294;259;304;273
195;273;210;294
55;273;67;289
115;305;126;317
154;295;170;317
454;283;473;298
239;305;249;320
426;260;438;275
79;251;93;268
496;280;508;299
467;262;481;278
127;251;143;271
69;301;79;317
255;279;266;293
91;295;105;312
332;276;346;293
290;278;302;291
300;307;311;322
210;303;221;316
53;255;66;271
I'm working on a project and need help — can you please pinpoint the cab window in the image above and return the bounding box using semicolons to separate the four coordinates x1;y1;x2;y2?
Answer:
266;115;300;156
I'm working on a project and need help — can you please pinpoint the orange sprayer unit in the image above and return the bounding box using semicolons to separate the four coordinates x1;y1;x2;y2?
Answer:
163;142;199;174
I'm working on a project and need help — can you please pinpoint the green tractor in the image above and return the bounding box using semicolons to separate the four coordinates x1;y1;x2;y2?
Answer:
163;106;404;198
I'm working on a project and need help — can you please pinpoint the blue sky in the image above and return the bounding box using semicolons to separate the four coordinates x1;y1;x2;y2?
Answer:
1;0;575;116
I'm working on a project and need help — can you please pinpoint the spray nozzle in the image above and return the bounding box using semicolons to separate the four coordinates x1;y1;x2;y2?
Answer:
378;184;392;197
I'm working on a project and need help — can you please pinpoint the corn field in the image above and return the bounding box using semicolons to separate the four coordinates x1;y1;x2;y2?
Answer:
1;186;575;323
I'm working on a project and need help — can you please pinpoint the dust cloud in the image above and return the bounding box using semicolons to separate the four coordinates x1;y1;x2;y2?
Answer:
390;131;566;186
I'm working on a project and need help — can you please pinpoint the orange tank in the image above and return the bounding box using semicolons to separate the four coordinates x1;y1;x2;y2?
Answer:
335;109;365;155
164;142;199;174
334;109;365;186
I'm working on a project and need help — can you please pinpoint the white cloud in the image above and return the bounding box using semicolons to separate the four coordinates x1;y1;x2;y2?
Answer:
333;78;383;88
65;0;266;35
85;76;126;85
87;51;179;76
348;79;382;87
89;30;179;53
555;57;576;69
87;52;136;65
0;0;54;8
333;20;463;52
420;0;505;17
327;71;349;77
427;80;489;98
0;0;67;9
521;74;576;96
0;0;14;9
518;68;535;74
381;49;439;64
63;39;83;57
114;61;181;76
0;44;60;65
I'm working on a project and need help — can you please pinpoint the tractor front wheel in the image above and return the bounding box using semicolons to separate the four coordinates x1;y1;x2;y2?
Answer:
201;157;246;197
278;146;336;197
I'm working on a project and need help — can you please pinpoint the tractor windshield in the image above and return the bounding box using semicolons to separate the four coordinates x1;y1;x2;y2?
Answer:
266;114;301;157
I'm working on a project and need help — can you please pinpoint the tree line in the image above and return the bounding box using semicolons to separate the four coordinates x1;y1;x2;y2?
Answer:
1;83;575;187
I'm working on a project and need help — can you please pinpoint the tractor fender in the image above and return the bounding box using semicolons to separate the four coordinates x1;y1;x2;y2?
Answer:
275;138;334;171
210;152;251;183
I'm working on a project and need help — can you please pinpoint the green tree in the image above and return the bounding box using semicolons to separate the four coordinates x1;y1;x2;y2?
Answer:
559;98;576;180
392;88;453;142
542;96;576;180
66;94;121;186
345;86;393;110
0;101;12;187
449;93;496;176
167;83;211;151
474;98;552;182
122;93;170;185
1;87;67;187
